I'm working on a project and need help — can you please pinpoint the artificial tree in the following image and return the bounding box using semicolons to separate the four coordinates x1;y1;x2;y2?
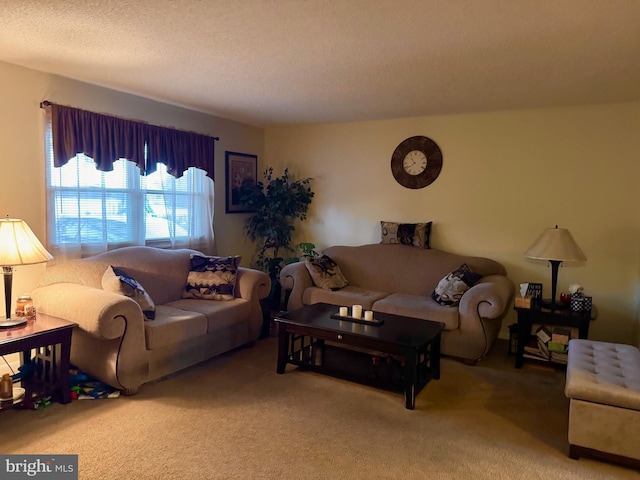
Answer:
239;167;314;296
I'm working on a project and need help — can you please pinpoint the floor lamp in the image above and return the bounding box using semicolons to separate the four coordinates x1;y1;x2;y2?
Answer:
524;225;587;310
0;218;53;328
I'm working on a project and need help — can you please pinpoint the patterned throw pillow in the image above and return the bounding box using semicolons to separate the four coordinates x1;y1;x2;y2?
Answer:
102;266;156;320
182;255;241;301
304;255;348;291
431;264;483;306
380;221;432;249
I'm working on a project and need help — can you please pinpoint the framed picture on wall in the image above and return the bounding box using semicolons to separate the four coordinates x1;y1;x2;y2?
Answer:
225;151;258;213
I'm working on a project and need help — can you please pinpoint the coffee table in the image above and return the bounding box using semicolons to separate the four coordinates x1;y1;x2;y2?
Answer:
275;303;445;409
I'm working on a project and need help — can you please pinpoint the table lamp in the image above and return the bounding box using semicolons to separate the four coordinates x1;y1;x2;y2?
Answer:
524;225;586;310
0;217;53;328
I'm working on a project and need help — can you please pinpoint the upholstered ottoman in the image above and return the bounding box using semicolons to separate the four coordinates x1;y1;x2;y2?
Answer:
564;339;640;467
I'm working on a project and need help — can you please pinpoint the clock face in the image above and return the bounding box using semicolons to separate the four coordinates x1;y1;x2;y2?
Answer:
403;150;427;176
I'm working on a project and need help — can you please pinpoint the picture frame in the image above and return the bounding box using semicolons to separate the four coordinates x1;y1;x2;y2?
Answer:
526;282;543;306
225;151;258;213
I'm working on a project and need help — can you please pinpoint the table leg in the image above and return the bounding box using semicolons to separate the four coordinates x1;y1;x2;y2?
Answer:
19;349;34;410
404;349;417;410
432;334;441;380
276;324;289;374
515;314;530;369
59;331;73;404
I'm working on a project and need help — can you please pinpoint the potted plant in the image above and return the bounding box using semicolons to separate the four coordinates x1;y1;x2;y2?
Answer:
239;167;314;305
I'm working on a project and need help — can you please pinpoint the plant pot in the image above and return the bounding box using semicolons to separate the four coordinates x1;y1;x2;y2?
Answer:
268;278;282;310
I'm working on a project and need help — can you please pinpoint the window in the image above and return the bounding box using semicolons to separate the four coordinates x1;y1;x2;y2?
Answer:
44;123;215;259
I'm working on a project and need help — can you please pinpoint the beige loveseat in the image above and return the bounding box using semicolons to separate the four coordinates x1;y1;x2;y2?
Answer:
31;246;271;393
280;243;515;363
564;339;640;467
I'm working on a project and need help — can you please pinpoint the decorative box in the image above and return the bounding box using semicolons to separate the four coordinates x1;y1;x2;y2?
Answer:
582;295;592;312
571;293;592;313
515;295;532;309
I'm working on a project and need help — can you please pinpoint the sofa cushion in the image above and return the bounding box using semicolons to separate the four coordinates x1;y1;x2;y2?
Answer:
304;255;348;290
303;286;390;310
165;297;252;334
101;266;156;320
372;294;460;330
144;305;208;350
431;264;483;306
380;221;432;249
182;255;241;301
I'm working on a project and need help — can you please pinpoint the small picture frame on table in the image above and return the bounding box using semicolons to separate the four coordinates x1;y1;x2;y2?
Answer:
225;151;257;213
526;282;543;306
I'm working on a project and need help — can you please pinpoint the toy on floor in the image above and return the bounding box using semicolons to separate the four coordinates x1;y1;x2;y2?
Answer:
69;368;120;400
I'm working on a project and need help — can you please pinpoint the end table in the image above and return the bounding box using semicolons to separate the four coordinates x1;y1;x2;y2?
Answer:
0;314;77;410
514;305;592;369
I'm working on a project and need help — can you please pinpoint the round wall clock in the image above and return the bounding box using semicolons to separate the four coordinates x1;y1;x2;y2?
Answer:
390;136;443;189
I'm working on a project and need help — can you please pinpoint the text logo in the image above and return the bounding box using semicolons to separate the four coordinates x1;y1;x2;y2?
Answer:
1;455;78;479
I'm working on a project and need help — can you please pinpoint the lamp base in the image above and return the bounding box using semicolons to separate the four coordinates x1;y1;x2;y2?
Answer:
0;317;27;329
540;299;569;310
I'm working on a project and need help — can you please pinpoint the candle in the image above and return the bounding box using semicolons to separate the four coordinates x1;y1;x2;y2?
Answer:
364;310;374;321
352;305;362;319
339;306;348;317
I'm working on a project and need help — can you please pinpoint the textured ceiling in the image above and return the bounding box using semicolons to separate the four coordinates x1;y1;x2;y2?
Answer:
1;1;639;127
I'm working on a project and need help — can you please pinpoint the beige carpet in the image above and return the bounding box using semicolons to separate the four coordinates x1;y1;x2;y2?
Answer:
1;337;638;479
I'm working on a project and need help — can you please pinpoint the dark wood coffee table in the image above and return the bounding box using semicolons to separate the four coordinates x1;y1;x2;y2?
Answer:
275;303;445;409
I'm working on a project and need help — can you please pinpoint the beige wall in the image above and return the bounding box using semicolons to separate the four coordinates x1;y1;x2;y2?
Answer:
0;61;261;312
265;103;640;343
3;58;639;345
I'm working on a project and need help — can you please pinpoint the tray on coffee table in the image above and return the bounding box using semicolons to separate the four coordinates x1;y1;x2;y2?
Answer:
330;313;384;326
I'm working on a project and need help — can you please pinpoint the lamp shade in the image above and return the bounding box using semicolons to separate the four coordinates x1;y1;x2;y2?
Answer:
0;218;53;266
524;226;587;262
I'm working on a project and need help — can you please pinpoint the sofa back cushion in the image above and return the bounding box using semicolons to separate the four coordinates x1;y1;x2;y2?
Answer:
37;246;200;305
323;244;506;297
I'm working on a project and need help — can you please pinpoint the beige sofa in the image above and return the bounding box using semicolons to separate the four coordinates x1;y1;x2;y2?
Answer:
31;246;271;393
564;339;640;467
280;243;515;363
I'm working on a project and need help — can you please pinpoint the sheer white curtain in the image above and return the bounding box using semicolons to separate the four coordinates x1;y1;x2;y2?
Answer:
44;114;215;263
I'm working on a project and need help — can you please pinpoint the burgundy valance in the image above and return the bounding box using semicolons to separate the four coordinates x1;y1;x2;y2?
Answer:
45;102;218;179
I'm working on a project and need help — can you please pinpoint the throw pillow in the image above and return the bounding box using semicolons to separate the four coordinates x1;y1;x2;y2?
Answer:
431;264;483;306
102;266;156;320
304;255;349;291
182;255;241;301
380;221;432;249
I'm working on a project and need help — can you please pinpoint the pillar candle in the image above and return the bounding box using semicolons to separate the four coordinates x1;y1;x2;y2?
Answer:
339;306;348;317
352;305;362;319
364;310;373;321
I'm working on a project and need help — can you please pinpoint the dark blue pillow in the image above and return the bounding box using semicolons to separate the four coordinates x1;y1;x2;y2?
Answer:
431;264;483;306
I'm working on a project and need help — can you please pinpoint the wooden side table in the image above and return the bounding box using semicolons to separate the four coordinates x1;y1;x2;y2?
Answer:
0;314;77;410
514;305;592;369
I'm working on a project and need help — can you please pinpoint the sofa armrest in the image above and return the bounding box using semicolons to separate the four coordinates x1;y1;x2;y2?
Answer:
234;267;271;338
235;267;271;301
459;275;515;320
280;262;314;311
32;283;145;339
455;275;515;360
32;283;148;390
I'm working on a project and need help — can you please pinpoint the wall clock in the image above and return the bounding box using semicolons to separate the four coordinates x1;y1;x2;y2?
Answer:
390;136;443;189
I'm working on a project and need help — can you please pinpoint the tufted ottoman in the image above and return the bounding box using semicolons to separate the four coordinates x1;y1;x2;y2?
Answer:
564;339;640;467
